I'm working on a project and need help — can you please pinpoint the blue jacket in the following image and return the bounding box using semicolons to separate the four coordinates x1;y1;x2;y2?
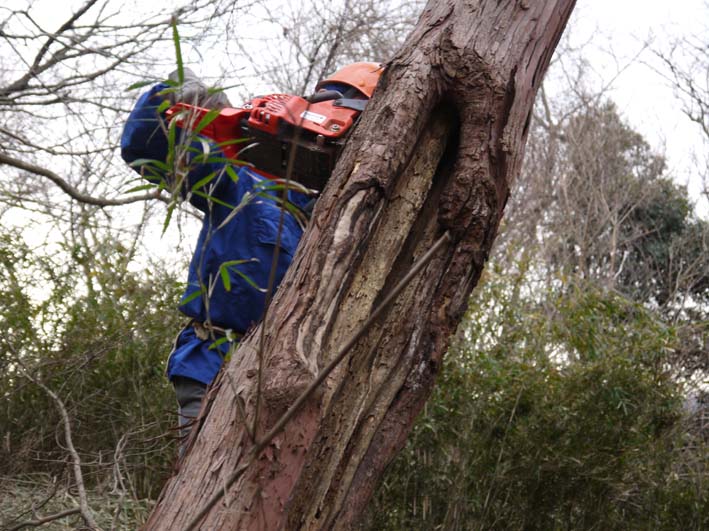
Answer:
121;84;309;385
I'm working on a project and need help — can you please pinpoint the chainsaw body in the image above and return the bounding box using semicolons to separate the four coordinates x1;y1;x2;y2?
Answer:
166;93;363;191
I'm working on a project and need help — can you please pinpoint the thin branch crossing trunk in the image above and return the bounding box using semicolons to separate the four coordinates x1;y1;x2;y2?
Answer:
145;1;576;529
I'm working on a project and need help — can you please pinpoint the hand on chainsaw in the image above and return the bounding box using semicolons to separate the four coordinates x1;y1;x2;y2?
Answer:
167;68;231;109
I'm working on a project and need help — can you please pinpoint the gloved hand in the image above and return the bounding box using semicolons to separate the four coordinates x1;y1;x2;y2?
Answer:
167;68;231;109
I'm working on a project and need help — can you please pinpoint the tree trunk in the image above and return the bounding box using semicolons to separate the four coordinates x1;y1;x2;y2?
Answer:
145;1;576;529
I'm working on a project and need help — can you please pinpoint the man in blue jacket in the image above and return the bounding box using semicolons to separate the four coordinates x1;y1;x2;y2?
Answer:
121;65;381;443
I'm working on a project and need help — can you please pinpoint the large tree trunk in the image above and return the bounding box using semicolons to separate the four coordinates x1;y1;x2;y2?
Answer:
146;1;575;529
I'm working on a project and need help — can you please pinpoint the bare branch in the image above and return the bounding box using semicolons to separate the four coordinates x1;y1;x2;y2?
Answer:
6;507;82;531
19;371;99;530
0;151;165;207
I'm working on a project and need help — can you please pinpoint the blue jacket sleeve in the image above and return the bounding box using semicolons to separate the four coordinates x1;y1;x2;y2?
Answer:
121;83;169;170
120;83;231;212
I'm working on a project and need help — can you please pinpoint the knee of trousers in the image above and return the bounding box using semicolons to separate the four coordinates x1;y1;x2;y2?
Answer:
173;376;207;420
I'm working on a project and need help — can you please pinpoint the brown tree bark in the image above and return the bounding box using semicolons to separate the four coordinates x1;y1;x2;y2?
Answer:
145;1;576;529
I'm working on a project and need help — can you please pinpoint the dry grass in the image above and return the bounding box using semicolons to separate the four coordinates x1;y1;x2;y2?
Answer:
0;474;153;530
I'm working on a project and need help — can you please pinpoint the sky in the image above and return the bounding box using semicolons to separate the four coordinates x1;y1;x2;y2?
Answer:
568;0;708;213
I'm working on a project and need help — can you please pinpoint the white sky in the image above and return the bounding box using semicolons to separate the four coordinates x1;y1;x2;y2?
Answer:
569;0;708;214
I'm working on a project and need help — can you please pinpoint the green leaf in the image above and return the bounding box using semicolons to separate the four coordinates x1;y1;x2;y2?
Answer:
157;99;171;114
191;191;235;209
124;183;157;194
171;17;184;84
125;79;158;91
190;171;218;192
233;269;266;293
221;259;257;268
208;337;229;350
128;158;170;171
216;137;254;147
194;108;221;135
218;259;261;293
219;264;231;292
200;156;244;165
179;287;203;306
258;179;315;196
162;201;176;235
225;165;239;183
167;120;178;167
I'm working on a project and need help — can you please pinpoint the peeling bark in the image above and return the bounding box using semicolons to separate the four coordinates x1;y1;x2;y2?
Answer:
145;1;576;529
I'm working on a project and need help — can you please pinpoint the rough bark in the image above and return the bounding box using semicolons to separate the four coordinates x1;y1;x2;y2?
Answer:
145;1;576;529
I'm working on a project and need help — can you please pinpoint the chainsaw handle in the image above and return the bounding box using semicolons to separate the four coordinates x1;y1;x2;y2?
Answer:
307;89;343;103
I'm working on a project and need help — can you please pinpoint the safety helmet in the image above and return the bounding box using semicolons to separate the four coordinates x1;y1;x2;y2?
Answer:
315;62;383;99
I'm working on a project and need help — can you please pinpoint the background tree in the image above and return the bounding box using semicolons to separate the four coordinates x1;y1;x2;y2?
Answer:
234;0;421;95
653;1;709;202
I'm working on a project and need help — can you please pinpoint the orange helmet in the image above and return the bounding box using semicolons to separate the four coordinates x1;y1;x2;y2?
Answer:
316;62;383;99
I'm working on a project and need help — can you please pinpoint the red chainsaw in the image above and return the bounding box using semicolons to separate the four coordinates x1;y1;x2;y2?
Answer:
166;90;367;191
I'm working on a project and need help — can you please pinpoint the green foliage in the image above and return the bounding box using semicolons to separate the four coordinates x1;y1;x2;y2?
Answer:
0;230;183;498
367;271;707;530
510;99;708;311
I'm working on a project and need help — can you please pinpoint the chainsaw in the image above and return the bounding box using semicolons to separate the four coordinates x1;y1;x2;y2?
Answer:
166;90;366;191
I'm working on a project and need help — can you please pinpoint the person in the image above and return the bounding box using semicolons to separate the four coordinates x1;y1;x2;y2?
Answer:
120;63;382;445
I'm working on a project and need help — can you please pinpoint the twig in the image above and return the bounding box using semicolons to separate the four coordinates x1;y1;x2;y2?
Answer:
6;507;82;531
252;99;312;440
1;472;63;530
184;230;452;531
0;151;165;207
19;371;100;530
109;432;131;530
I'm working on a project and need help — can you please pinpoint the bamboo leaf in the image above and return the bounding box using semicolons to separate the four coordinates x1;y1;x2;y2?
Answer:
219;264;231;291
157;99;171;114
179;287;203;306
126;79;158;91
208;337;229;350
124;183;157;194
128;158;170;171
222;259;258;267
162;201;176;235
233;269;266;293
167;119;178;168
191;191;235;209
216;137;254;147
225;165;239;183
190;171;218;192
194;108;221;135
218;259;261;293
171;17;184;84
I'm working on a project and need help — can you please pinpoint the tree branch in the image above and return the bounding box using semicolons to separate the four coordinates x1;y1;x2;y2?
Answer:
6;507;82;531
19;372;99;530
0;151;165;207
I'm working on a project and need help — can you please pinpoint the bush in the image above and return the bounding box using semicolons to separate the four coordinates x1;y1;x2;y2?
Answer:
367;273;707;530
0;233;184;498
